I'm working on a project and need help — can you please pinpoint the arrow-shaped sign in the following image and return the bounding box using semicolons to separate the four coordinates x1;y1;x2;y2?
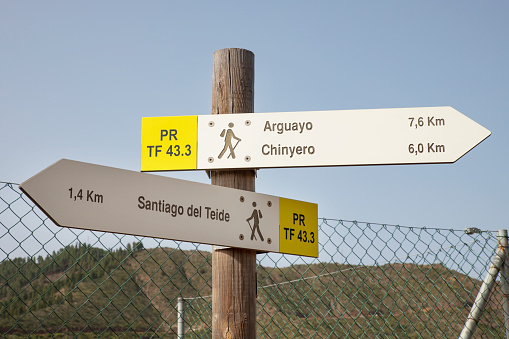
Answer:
20;159;318;257
140;106;490;171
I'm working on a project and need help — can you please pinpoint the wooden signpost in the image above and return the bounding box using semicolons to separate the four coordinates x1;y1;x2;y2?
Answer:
20;48;492;339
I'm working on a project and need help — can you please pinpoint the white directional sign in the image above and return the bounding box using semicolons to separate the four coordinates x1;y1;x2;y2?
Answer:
141;106;490;171
20;159;318;257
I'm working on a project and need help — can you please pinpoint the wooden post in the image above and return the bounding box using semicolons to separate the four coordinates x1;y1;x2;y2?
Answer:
211;48;257;339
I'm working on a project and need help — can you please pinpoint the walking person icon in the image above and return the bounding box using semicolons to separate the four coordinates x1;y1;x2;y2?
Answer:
218;123;241;159
246;202;264;242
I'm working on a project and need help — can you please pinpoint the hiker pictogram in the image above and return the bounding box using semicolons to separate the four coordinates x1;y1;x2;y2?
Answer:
218;123;241;159
246;202;263;241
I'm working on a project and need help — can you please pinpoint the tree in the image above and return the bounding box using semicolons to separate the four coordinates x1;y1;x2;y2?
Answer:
133;241;145;252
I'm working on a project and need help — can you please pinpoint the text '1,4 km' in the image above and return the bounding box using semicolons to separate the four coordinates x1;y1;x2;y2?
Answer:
69;188;103;203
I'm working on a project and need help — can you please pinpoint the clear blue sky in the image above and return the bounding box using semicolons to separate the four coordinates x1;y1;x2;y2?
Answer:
2;1;508;233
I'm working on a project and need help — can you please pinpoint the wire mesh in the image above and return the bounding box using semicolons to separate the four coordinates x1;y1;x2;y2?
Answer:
0;182;505;338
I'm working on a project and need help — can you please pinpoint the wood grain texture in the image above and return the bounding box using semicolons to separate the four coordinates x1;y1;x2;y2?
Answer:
211;48;257;339
212;48;254;115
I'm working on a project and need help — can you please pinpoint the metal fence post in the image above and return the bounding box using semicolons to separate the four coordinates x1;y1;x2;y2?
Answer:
459;229;509;339
178;297;185;339
498;230;509;339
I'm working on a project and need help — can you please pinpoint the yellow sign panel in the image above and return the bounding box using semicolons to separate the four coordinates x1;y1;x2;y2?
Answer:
279;198;318;257
141;116;198;171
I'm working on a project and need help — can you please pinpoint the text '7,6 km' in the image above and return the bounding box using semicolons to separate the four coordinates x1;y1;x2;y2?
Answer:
408;116;446;129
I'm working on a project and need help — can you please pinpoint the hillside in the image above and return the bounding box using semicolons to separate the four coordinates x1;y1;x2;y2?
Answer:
0;243;212;337
0;244;504;338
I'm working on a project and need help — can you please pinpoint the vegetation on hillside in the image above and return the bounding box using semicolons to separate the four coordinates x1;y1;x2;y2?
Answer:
0;243;504;338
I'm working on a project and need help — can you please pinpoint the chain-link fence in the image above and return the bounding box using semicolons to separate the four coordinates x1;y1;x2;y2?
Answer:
0;181;506;338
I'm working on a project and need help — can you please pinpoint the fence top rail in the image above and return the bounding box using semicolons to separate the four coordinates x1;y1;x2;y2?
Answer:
322;217;498;234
